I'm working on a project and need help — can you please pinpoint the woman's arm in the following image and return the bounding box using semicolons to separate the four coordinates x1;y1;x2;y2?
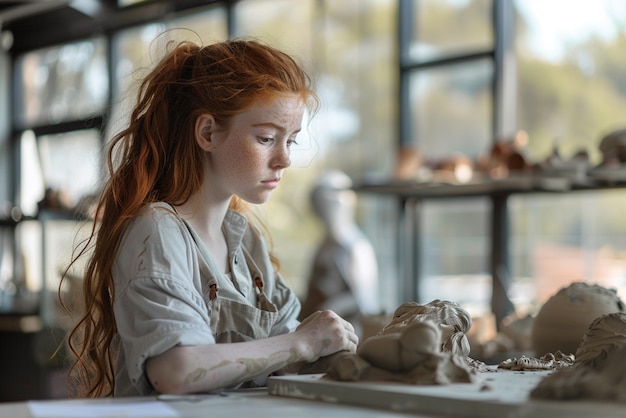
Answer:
146;310;358;394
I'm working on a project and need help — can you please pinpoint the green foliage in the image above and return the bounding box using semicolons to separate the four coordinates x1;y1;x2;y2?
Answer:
519;33;626;165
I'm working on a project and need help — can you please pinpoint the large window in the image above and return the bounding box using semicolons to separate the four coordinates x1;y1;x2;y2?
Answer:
509;0;626;310
402;0;626;320
14;38;108;129
9;37;108;322
399;0;497;317
14;38;108;217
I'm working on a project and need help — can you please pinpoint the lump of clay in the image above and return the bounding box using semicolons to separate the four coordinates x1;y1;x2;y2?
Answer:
574;312;626;368
326;300;475;385
531;282;625;356
530;313;626;402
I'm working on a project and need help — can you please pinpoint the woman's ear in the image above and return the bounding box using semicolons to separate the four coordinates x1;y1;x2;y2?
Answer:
195;114;215;151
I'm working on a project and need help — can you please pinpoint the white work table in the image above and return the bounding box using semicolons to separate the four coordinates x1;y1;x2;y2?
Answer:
1;369;625;418
1;389;416;418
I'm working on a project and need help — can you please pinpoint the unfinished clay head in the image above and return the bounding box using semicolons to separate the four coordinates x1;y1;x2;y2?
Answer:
326;300;475;385
531;282;626;356
599;128;626;165
378;300;472;357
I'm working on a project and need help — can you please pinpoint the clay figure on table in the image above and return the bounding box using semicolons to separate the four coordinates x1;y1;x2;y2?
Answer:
327;300;475;385
299;170;379;337
61;38;358;398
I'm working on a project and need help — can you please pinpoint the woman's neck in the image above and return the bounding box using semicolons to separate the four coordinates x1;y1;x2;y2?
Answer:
176;197;231;274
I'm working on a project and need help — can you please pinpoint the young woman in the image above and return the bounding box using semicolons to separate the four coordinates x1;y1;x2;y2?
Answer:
64;38;358;398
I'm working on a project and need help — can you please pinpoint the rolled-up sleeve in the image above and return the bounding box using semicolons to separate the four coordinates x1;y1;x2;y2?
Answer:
115;277;216;386
112;206;214;388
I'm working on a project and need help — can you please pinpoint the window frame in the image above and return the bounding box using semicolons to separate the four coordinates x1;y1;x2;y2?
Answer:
396;0;517;325
398;0;516;147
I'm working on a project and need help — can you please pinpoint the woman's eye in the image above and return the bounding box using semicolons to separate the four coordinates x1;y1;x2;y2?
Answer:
287;138;299;147
259;137;273;144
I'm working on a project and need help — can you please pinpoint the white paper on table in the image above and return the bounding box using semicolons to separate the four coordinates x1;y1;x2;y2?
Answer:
27;400;180;418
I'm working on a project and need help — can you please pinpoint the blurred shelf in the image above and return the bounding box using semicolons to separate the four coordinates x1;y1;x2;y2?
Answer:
0;314;42;333
353;170;626;328
354;172;626;199
1;210;91;226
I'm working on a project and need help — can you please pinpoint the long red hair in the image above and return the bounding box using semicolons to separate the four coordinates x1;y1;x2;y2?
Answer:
62;38;318;397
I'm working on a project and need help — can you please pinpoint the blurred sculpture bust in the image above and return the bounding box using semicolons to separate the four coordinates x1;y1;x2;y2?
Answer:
299;170;380;337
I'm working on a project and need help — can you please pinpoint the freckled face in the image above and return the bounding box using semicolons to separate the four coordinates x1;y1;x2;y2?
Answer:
207;94;305;204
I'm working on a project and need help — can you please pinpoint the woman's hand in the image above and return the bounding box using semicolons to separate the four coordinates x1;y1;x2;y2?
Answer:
294;310;359;362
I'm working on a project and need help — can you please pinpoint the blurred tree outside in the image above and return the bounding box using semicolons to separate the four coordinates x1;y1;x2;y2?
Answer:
517;22;626;164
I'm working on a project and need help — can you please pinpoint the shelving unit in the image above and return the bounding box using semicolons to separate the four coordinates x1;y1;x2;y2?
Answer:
354;171;626;328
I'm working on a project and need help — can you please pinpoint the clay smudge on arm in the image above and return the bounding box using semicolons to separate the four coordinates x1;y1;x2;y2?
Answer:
185;368;208;384
183;348;300;387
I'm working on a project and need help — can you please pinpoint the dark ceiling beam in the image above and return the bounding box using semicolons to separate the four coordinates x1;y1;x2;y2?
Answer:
0;0;69;27
3;0;229;54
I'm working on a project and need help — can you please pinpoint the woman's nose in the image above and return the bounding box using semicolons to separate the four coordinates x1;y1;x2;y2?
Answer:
273;145;291;168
